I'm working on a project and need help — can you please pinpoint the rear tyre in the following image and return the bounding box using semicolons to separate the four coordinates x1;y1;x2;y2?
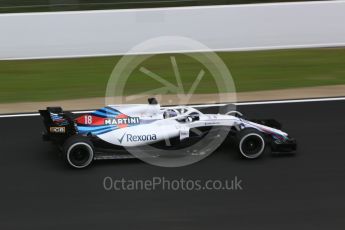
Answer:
63;135;94;169
237;128;266;159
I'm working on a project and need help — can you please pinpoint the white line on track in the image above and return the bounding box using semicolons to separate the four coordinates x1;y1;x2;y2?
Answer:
1;96;344;118
3;43;345;61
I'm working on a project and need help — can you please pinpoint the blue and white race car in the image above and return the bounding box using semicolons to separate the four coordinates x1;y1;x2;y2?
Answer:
39;98;296;168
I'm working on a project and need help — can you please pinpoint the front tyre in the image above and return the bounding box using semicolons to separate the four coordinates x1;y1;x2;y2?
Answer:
63;136;94;169
237;129;266;159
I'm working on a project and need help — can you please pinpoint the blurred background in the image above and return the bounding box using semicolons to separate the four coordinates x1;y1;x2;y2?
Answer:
0;0;344;113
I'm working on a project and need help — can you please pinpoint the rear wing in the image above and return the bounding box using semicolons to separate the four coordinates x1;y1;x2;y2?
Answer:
39;107;77;142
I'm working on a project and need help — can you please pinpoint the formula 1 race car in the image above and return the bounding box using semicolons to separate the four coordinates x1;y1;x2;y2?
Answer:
39;98;296;168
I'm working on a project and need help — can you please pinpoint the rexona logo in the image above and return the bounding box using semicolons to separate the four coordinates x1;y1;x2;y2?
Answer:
118;132;157;143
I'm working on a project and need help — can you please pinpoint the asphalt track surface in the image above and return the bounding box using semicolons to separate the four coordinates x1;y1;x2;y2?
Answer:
0;101;344;229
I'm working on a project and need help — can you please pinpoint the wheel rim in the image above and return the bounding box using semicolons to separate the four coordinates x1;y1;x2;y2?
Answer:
67;143;93;168
240;133;265;158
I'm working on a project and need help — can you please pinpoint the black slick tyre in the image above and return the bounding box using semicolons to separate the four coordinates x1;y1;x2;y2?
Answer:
237;128;266;159
62;135;94;169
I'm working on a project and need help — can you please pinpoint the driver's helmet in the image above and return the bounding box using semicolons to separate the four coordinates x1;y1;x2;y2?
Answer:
163;109;178;118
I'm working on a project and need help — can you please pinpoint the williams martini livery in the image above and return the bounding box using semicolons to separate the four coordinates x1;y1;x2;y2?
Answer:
39;98;296;168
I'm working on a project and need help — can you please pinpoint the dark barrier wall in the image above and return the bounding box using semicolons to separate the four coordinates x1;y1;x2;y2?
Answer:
0;0;326;13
